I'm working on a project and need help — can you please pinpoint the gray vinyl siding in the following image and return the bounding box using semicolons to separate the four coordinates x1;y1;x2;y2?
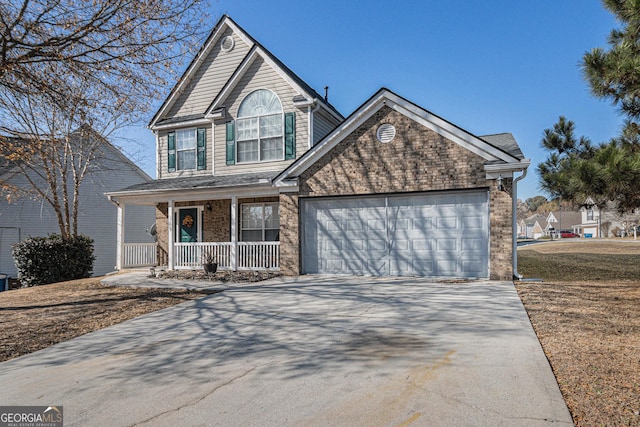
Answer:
158;125;213;180
0;146;154;278
214;57;309;175
166;28;252;119
313;108;341;145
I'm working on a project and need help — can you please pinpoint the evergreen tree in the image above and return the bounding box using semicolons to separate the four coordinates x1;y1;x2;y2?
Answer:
583;0;640;136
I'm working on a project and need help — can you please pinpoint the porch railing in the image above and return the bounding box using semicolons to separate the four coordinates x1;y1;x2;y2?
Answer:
173;242;279;271
174;242;233;269
123;243;157;268
237;242;280;270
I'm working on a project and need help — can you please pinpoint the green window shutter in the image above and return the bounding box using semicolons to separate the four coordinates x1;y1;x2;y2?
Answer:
226;121;235;165
284;112;296;160
197;128;206;170
167;131;176;172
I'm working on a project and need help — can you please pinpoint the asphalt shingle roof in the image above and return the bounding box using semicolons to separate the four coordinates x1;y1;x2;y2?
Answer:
113;171;280;193
480;133;524;160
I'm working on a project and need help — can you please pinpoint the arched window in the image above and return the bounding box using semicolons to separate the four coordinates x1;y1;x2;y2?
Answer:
236;89;283;162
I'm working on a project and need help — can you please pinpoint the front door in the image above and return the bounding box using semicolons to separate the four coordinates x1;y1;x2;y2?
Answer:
179;208;199;242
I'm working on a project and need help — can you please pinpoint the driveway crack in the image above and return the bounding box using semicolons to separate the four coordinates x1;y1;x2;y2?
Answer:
130;366;257;426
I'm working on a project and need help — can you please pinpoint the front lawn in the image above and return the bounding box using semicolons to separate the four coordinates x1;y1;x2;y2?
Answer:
516;240;640;427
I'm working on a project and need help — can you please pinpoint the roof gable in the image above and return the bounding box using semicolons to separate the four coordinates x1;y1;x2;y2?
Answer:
150;15;342;129
149;15;253;128
274;88;526;186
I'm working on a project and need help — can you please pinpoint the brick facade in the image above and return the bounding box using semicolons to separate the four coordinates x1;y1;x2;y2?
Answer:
279;106;513;280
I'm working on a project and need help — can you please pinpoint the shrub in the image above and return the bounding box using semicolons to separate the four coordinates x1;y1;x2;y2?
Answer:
12;234;95;287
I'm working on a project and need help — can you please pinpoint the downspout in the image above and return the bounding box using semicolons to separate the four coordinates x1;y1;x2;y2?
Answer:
512;167;528;280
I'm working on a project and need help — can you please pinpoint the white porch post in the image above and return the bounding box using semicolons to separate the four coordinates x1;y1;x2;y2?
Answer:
168;200;175;270
231;195;237;271
115;203;125;270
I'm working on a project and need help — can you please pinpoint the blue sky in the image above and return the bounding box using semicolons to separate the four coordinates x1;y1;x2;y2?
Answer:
125;0;622;201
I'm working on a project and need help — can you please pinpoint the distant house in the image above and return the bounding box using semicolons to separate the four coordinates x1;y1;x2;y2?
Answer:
0;137;156;278
575;198;640;238
544;211;581;236
521;214;546;239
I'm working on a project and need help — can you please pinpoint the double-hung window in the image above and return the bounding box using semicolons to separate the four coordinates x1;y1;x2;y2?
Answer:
240;203;279;241
236;89;283;163
176;129;197;170
167;128;206;172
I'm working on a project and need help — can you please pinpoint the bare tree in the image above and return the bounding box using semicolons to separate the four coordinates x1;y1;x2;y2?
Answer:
0;0;211;238
0;72;120;239
1;0;209;113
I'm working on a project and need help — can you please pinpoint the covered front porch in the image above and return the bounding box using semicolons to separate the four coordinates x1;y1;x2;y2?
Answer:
107;173;282;272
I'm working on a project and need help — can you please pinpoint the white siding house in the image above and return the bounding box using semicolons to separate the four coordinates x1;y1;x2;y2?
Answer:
0;142;155;279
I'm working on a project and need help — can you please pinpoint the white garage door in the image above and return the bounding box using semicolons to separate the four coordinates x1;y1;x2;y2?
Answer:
301;191;489;278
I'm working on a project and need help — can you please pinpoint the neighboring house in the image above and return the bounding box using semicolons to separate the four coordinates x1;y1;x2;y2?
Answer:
106;15;529;280
0;137;156;278
544;211;581;236
576;198;640;238
521;214;546;239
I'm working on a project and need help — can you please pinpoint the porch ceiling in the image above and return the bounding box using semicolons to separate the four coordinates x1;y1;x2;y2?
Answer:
106;171;281;205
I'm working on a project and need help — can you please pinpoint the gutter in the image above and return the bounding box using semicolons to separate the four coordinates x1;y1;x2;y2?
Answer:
511;166;528;280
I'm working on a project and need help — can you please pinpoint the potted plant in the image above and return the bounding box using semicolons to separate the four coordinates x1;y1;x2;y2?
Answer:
202;250;218;274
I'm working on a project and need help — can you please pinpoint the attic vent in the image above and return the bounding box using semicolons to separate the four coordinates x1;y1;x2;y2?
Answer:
221;35;235;52
376;124;396;143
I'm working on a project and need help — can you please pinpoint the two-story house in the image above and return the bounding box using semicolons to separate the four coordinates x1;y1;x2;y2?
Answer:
106;15;530;280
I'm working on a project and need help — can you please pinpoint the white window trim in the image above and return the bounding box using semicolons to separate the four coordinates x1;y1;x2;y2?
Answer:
236;89;285;164
176;128;198;171
240;202;280;241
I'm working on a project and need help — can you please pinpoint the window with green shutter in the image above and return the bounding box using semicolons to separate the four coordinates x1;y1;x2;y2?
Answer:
284;112;295;160
197;128;206;170
226;121;236;165
168;128;206;172
167;131;176;172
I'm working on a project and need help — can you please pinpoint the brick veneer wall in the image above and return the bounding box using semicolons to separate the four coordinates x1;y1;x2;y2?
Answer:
279;106;514;280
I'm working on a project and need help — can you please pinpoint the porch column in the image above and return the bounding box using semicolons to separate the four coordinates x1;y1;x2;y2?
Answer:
230;195;237;271
115;203;125;270
168;200;175;270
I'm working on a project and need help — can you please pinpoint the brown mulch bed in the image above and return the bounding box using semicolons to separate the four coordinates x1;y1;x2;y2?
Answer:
516;240;640;427
157;269;281;282
0;278;209;363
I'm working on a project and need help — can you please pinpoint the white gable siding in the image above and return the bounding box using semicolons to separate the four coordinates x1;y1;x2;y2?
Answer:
313;108;340;145
157;126;213;180
166;27;252;119
0;146;154;279
214;57;309;175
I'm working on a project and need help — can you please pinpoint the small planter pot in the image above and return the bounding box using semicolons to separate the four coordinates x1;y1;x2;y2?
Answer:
203;263;218;274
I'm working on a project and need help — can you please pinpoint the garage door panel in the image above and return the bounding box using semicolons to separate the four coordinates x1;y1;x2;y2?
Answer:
302;191;488;278
410;238;433;251
462;238;484;251
462;216;484;229
437;217;458;229
437;239;457;251
345;220;364;231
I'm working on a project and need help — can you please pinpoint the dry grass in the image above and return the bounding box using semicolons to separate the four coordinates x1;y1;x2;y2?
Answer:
0;278;209;362
516;240;640;427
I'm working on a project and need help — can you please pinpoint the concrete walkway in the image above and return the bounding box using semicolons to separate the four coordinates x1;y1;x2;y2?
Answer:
0;274;573;426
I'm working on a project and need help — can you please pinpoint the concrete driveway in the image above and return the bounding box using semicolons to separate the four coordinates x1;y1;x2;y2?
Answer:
0;276;572;426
